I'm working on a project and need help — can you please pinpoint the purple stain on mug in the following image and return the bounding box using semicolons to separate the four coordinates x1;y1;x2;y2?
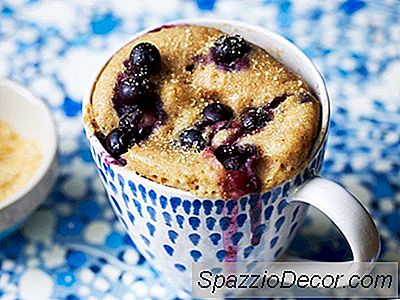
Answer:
148;24;179;33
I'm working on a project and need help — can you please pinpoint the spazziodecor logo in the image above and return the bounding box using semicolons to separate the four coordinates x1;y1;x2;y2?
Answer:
192;261;398;298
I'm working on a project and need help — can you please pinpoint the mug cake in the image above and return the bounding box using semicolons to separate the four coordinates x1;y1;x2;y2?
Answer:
84;25;320;200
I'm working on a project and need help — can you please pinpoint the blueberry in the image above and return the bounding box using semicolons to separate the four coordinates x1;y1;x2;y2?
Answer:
202;102;233;125
214;144;242;170
240;95;287;132
180;128;206;150
114;104;133;117
105;108;157;157
241;107;272;133
300;93;313;103
120;106;158;137
132;109;158;139
214;144;256;171
130;42;161;74
118;76;153;105
104;128;131;157
119;105;144;130
211;34;250;67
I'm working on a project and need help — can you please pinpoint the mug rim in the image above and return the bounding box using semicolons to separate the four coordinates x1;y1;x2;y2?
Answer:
82;18;330;199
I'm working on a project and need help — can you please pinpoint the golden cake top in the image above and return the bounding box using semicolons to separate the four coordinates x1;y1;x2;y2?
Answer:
85;25;320;198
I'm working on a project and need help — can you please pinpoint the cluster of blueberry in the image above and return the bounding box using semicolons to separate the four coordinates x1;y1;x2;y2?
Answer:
179;98;289;174
241;95;287;133
101;42;165;158
177;34;269;177
212;93;289;172
178;34;252;153
179;99;262;174
179;102;234;150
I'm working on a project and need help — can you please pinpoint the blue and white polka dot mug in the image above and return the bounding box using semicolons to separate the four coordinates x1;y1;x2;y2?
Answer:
83;19;380;293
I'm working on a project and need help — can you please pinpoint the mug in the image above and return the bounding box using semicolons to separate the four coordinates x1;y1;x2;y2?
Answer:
82;19;380;293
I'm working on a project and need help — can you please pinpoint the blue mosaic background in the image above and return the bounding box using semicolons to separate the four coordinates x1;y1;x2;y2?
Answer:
0;0;399;299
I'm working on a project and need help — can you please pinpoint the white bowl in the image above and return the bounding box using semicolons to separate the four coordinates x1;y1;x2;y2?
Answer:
0;78;58;239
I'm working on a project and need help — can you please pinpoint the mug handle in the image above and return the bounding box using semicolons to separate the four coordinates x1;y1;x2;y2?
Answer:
285;176;380;262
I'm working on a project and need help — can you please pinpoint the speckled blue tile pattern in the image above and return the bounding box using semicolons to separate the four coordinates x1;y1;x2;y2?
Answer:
0;0;399;299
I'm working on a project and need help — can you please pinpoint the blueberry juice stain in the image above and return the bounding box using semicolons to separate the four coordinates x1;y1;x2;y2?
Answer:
214;143;262;264
208;95;289;264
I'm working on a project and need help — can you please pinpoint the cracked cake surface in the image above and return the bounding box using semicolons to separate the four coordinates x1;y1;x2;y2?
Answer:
85;25;320;198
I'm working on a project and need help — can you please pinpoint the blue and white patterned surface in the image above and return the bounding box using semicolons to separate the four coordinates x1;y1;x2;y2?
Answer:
0;0;399;299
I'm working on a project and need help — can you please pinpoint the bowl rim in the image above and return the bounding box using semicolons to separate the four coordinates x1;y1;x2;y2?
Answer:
82;18;330;198
0;78;58;210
